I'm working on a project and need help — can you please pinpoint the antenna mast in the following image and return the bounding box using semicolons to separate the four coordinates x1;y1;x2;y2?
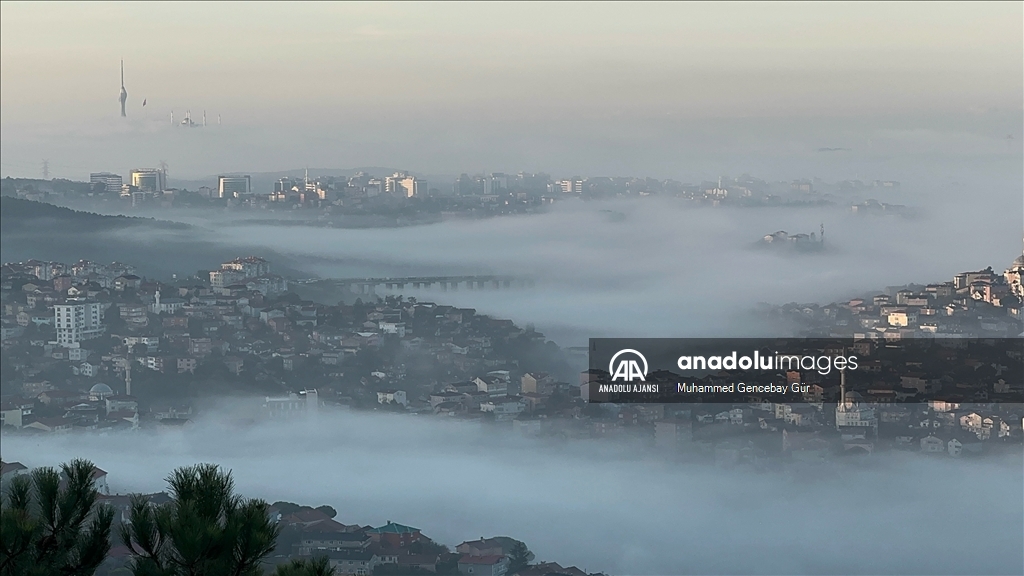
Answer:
119;60;128;117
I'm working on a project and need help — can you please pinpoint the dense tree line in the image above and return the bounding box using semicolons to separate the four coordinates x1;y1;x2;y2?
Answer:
1;460;333;576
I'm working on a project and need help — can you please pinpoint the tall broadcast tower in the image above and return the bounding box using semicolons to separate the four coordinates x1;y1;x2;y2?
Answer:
119;60;128;117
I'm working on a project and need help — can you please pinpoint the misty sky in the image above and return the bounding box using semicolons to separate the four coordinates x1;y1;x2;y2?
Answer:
1;2;1021;180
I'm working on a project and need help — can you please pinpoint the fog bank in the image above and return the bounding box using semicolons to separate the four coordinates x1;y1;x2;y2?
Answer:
2;408;1021;575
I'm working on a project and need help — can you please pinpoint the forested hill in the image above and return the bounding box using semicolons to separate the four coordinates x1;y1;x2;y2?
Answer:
0;196;188;232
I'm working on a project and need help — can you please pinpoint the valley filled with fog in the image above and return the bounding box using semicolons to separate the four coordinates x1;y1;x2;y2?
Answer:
2;409;1021;575
3;162;1021;574
80;170;1018;347
2;4;1022;575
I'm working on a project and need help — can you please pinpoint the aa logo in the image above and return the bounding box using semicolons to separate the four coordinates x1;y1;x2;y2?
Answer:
609;349;648;382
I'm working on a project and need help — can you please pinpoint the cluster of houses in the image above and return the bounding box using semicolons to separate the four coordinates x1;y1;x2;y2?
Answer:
1;255;587;435
2;254;1021;467
267;513;594;576
768;256;1024;338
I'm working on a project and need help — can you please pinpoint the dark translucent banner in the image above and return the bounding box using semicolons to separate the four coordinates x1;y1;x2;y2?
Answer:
586;338;1023;404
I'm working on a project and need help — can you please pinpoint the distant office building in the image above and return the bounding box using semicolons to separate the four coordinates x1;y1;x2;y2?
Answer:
54;300;105;346
385;172;423;198
90;172;123;193
274;178;296;193
454;173;481;196
218;175;252;198
483;173;508;195
130;169;166;193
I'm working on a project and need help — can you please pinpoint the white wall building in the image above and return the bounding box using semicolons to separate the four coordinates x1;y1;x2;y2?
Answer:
218;175;252;198
54;300;105;346
377;390;408;406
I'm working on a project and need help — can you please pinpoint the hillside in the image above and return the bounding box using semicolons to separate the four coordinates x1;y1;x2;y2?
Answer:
0;196;188;232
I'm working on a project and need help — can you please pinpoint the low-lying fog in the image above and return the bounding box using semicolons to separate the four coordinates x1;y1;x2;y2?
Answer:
3;408;1021;575
119;180;1019;346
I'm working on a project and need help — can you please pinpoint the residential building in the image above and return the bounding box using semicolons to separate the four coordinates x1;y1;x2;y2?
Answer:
365;522;421;548
458;555;509;576
376;390;408;406
54;300;105;346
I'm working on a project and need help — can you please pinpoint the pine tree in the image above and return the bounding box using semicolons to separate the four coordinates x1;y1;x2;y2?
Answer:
507;541;532;574
120;463;281;576
0;458;114;576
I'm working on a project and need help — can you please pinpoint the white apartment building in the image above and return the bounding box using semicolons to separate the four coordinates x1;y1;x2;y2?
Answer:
54;300;105;346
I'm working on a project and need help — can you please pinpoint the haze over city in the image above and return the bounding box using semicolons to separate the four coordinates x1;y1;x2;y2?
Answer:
1;3;1022;576
1;2;1021;180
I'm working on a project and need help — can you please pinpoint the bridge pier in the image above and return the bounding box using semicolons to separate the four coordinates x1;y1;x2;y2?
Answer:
327;276;528;293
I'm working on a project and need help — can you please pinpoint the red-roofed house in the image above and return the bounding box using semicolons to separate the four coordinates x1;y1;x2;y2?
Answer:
366;521;422;548
513;563;588;576
457;536;529;558
458;555;510;576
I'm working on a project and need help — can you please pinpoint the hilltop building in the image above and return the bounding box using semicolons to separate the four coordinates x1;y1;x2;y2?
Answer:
90;172;123;193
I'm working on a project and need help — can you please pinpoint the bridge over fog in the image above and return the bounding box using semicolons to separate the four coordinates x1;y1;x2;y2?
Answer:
307;275;534;294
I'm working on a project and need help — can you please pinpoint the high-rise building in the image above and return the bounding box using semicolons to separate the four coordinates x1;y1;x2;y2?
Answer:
90;172;123;193
54;300;105;346
385;172;423;198
454;174;480;196
483;173;508;195
130;169;166;193
218;175;252;198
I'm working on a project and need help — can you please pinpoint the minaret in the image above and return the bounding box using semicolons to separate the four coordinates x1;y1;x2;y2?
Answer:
119;60;128;117
835;368;846;430
125;361;132;397
203;110;207;127
840;368;846;407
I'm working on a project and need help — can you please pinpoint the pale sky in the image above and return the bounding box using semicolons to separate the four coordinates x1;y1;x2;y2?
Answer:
1;2;1021;179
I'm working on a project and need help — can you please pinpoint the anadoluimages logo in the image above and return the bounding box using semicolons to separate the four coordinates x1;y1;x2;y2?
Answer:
609;349;648;382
